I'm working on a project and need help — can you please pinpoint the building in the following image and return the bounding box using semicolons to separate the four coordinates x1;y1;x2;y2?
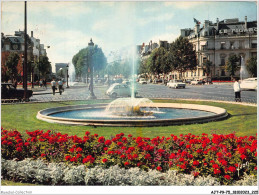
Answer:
180;16;257;80
1;30;51;82
55;63;68;74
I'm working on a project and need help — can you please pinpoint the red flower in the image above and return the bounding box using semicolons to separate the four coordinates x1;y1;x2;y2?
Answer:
94;134;98;137
102;158;108;163
156;166;162;171
41;153;46;157
169;153;176;159
180;164;186;169
105;140;112;146
76;154;82;159
2;140;7;145
224;175;231;180
98;136;105;143
212;164;219;169
85;131;90;136
103;147;108;151
124;162;129;166
193;172;199;177
65;155;71;161
69;148;75;153
120;155;126;158
133;154;138;158
16;147;22;152
228;166;236;173
70;157;77;162
179;157;184;162
128;134;132;138
117;142;123;146
108;151;114;155
240;154;247;160
193;160;199;166
76;147;83;153
145;153;151;159
214;169;221;174
82;155;95;163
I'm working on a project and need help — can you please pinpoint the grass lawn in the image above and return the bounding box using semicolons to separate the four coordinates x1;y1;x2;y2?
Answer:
1;99;257;138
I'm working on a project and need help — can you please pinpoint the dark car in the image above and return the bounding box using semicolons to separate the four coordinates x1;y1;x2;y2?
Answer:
1;83;33;100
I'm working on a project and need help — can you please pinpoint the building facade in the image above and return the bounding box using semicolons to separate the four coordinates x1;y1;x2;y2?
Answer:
180;16;257;80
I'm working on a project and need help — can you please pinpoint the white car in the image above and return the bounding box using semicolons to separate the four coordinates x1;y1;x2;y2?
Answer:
167;80;186;88
240;78;257;91
191;80;203;85
139;78;147;84
106;83;137;98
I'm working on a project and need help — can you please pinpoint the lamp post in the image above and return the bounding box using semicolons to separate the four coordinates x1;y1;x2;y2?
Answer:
23;1;28;101
88;38;96;99
31;60;34;88
66;63;69;88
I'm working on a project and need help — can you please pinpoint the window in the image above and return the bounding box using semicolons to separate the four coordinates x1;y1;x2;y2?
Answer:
220;42;226;49
220;58;225;66
251;43;257;48
230;42;234;49
221;70;226;76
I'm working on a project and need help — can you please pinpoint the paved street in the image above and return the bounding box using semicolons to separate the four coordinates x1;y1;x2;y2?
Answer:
29;82;257;104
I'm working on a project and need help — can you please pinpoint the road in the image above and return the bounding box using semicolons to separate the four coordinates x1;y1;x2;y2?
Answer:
29;82;257;104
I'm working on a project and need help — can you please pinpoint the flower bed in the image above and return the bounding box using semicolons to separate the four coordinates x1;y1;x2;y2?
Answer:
1;128;257;185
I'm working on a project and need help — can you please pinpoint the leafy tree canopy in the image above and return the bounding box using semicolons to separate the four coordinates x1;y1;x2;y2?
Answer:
246;56;257;77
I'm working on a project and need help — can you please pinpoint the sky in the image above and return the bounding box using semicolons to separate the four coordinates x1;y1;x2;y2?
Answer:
1;1;257;72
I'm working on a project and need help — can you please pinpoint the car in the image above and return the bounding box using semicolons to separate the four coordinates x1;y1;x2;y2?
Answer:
240;78;257;91
122;79;131;85
167;80;186;88
184;79;192;84
106;83;137;98
191;80;203;85
139;78;147;84
1;83;33;100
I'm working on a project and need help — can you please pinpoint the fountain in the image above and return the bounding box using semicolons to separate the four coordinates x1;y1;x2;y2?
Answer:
37;46;228;127
240;56;249;80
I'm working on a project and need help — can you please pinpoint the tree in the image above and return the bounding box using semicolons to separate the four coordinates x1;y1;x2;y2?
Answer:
246;56;257;77
169;36;197;79
72;45;106;81
148;47;169;75
5;52;20;82
36;56;51;79
225;54;239;80
203;60;212;81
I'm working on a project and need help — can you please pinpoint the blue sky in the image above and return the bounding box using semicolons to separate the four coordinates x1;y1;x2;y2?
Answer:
1;1;257;72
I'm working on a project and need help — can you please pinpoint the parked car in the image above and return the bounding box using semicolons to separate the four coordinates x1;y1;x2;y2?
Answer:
240;78;257;91
106;83;137;98
139;78;147;84
184;79;192;84
167;80;186;88
191;80;203;85
122;79;130;85
1;83;33;100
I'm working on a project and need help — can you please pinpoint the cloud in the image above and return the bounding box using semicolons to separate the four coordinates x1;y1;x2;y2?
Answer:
164;2;204;9
137;13;174;25
147;32;179;44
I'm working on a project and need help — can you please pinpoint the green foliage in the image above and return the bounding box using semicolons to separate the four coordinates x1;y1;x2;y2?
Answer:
203;60;212;76
225;54;239;78
36;56;51;78
148;47;169;74
5;52;20;81
72;46;107;80
246;57;257;77
169;36;197;76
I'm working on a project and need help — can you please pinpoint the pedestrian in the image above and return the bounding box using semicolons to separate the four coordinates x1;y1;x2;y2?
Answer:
58;79;63;95
233;78;241;102
39;79;43;87
43;79;47;89
51;78;56;95
12;79;17;89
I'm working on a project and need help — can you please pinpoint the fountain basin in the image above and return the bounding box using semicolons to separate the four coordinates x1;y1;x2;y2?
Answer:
36;103;228;127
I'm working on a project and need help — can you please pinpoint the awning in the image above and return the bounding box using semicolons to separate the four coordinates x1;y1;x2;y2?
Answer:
200;41;207;45
252;40;257;44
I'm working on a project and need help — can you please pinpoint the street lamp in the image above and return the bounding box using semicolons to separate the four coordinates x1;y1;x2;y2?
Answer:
87;38;96;99
23;1;28;101
31;60;34;88
66;63;69;88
